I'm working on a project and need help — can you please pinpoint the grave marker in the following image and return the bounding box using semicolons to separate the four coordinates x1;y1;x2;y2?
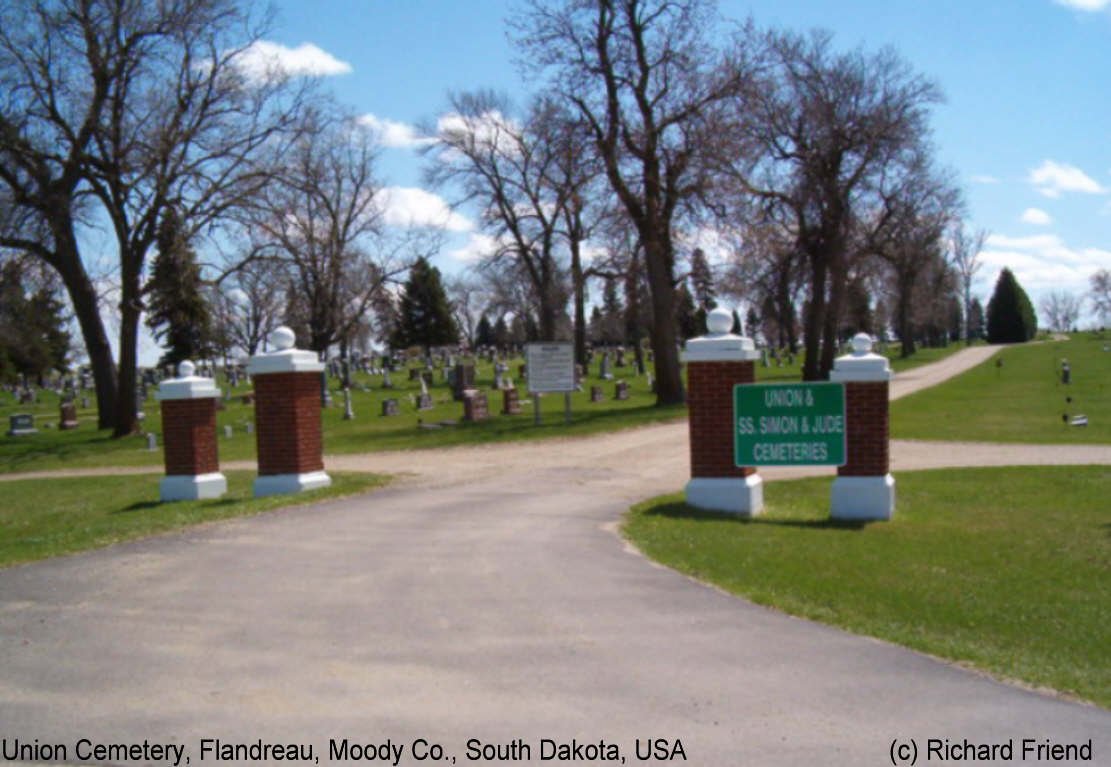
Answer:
7;413;36;437
381;398;400;417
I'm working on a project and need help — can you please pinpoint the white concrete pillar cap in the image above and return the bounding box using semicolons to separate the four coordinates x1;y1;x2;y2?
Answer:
156;359;222;400
830;333;892;382
681;307;759;362
246;326;324;375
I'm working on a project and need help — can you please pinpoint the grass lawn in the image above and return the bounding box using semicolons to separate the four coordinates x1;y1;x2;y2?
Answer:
892;332;1111;444
623;466;1111;708
0;470;387;569
0;339;974;474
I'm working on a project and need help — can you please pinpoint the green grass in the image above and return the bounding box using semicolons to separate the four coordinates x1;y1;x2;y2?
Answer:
623;466;1111;708
892;332;1111;444
0;470;387;568
0;340;977;474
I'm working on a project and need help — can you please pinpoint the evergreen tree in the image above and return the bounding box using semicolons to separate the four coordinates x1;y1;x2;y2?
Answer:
675;283;699;340
689;248;717;311
731;309;742;335
493;315;510;348
745;307;760;341
145;209;213;367
474;313;495;348
0;260;71;380
390;257;459;350
986;268;1037;343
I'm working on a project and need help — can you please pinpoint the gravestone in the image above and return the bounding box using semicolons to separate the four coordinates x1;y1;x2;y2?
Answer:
462;389;489;422
382;369;392;389
614;380;629;400
599;353;613;380
1061;360;1071;385
18;389;33;405
381;398;400;417
224;425;233;439
59;402;79;430
81;396;88;409
7;413;36;436
452;364;476;401
590;385;604;403
417;393;433;410
409;368;422;381
615;348;626;367
502;387;521;415
146;432;157;451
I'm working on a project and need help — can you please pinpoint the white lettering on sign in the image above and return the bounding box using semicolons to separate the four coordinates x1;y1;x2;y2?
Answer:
751;442;830;462
763;387;815;407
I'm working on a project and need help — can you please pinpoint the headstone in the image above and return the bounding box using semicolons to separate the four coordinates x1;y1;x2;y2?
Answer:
409;368;422;381
18;389;33;405
614;380;629;400
7;413;36;436
417;392;433;410
246;422;254;435
224;425;233;438
452;364;475;401
599;353;613;380
462;389;489;422
382;369;392;389
80;396;88;410
502;387;521;415
381;398;400;417
1061;360;1071;385
59;402;79;430
590;385;604;403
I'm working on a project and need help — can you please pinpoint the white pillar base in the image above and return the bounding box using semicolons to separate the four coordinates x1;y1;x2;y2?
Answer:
685;475;764;516
253;470;332;498
160;472;227;502
830;474;895;521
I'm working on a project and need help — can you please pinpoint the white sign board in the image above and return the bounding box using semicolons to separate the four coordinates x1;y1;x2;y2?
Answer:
526;343;575;393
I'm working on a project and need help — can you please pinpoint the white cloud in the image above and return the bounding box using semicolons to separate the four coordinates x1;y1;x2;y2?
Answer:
1020;207;1053;226
358;114;434;149
234;41;351;79
1053;0;1110;10
380;187;472;232
1028;160;1107;198
447;232;513;263
980;233;1110;318
436;110;522;158
970;174;1000;185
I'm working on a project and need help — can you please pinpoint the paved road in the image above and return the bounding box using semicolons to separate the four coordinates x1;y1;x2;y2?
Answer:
2;345;1109;765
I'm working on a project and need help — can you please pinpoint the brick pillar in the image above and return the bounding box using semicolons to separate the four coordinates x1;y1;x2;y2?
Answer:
246;327;331;497
829;333;895;520
155;360;226;501
682;307;763;515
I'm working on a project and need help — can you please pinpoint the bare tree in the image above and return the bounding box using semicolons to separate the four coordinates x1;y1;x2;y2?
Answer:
212;259;285;357
1038;291;1082;333
512;0;749;404
1089;269;1111;327
865;159;962;357
950;225;988;344
0;0;311;434
426;91;573;341
729;28;943;379
244;111;412;355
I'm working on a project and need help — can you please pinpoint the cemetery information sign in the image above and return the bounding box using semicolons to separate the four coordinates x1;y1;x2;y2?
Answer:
734;382;846;467
526;343;575;393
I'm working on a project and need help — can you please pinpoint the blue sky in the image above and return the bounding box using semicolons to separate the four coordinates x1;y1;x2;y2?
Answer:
128;0;1110;361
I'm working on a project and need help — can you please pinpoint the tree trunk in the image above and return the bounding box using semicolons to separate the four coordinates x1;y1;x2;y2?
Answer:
570;239;587;367
897;275;916;358
642;234;683;404
802;258;827;381
50;224;118;429
113;296;142;437
819;259;848;378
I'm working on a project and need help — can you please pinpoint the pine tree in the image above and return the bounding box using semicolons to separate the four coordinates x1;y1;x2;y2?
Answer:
689;248;717;311
390;257;459;351
986;268;1037;343
0;260;71;380
474;314;495;348
145;209;213;367
675;283;699;340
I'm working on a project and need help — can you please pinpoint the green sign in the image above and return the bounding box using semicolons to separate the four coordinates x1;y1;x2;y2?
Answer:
734;382;846;466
